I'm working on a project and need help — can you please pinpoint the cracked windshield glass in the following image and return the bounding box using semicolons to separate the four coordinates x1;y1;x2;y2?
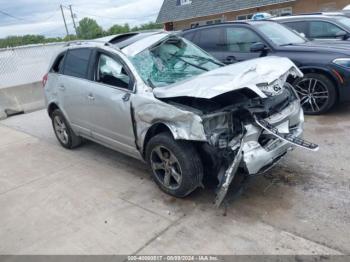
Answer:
131;37;222;87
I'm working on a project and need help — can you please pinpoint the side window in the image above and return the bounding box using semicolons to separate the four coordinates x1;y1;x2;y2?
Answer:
284;21;308;37
51;53;65;73
196;28;224;51
309;21;343;39
225;27;262;52
96;54;131;90
63;48;92;79
182;32;195;41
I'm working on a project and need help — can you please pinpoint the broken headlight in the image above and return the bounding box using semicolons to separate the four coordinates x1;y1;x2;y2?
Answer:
256;80;284;97
202;113;242;149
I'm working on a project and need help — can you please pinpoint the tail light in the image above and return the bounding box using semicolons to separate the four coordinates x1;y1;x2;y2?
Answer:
42;73;48;88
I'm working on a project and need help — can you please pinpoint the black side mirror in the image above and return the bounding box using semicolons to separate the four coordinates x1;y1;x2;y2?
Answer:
250;42;269;53
336;30;350;40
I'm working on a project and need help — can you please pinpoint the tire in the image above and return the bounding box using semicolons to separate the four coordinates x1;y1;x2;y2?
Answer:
51;109;82;149
146;132;203;198
293;73;337;115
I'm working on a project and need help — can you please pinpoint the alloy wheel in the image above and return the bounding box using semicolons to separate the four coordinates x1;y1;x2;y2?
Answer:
150;146;183;190
294;78;329;114
53;115;69;145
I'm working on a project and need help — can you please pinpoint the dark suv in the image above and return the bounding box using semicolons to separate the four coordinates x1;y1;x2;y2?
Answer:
273;13;350;42
181;20;350;114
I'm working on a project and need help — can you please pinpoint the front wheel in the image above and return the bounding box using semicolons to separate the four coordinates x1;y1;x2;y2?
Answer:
146;133;203;198
293;73;336;115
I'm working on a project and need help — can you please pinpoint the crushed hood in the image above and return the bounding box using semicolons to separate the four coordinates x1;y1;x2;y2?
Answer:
153;56;303;99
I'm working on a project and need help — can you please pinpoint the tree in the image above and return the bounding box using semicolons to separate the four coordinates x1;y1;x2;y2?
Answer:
131;22;163;32
108;23;130;35
77;18;103;39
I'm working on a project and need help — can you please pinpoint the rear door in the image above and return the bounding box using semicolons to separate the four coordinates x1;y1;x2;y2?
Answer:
88;49;139;158
308;20;346;40
58;48;93;137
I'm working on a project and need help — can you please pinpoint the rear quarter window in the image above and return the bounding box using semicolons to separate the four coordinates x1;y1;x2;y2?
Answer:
63;48;92;79
51;52;65;73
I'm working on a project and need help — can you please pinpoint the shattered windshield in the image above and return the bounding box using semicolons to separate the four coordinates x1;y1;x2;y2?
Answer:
131;36;223;88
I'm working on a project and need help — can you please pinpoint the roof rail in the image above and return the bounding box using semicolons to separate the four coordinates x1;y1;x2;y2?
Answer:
297;11;344;16
298;12;323;15
182;21;249;32
64;40;116;48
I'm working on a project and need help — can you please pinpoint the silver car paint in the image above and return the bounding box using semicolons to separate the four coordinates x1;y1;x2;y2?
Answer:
45;34;311;205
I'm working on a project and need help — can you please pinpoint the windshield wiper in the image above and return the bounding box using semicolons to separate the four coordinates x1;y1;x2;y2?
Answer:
179;54;224;66
171;54;209;72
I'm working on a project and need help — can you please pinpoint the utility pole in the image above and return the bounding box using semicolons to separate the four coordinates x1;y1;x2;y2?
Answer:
60;4;70;39
69;5;78;36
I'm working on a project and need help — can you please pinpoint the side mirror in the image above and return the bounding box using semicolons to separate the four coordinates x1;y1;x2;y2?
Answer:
250;42;269;53
299;32;306;38
336;30;349;40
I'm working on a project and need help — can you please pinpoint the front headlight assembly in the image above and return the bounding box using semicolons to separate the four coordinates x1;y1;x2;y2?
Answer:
333;58;350;69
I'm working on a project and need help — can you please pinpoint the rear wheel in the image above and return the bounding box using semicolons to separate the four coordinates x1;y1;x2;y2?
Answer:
293;73;336;115
52;109;82;149
146;133;203;198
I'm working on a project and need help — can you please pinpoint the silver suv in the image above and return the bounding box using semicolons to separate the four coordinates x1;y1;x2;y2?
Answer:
44;32;318;206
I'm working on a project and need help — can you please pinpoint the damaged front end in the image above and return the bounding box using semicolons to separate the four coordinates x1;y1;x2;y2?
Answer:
129;34;319;206
198;81;319;207
150;67;318;207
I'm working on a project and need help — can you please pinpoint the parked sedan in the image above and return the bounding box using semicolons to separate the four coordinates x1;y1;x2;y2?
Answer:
273;13;350;42
182;21;350;114
44;32;317;206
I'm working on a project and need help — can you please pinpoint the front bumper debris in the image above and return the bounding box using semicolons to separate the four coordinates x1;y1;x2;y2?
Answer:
215;113;319;207
254;116;319;152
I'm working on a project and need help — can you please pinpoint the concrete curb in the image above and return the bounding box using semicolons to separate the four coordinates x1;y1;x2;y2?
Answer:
0;82;45;119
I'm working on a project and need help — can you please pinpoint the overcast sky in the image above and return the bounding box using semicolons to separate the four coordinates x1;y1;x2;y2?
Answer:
0;0;164;38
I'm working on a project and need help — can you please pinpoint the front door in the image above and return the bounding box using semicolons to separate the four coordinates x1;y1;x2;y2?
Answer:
222;26;266;63
88;51;138;157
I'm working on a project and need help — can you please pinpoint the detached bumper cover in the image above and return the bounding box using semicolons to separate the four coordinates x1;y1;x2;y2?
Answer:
215;101;319;207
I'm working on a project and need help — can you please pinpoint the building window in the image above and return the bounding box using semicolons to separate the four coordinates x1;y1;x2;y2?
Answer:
237;14;253;20
177;0;191;6
190;18;223;28
270;7;293;17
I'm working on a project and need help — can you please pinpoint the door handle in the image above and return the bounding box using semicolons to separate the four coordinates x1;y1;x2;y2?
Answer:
122;93;131;102
88;94;95;101
59;84;65;91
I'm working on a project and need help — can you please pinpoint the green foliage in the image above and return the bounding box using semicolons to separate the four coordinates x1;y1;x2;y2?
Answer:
131;22;163;32
77;17;104;39
0;35;64;48
108;23;130;35
0;18;164;48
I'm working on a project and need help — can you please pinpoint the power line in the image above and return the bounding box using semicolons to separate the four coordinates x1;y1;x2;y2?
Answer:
0;8;60;24
73;9;159;21
0;9;26;21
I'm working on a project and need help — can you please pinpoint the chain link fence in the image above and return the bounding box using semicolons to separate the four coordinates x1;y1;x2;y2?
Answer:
0;43;65;89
